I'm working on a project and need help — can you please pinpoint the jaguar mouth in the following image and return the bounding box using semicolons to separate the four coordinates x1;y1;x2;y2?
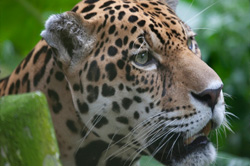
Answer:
147;121;212;165
184;121;212;146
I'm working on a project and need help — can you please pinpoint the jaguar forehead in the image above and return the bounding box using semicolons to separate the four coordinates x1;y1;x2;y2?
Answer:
69;0;189;60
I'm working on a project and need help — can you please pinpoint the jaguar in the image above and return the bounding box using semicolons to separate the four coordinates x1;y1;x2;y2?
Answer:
0;0;228;165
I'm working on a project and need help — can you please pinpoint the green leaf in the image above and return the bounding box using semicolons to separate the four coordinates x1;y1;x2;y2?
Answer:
0;92;61;166
215;152;250;166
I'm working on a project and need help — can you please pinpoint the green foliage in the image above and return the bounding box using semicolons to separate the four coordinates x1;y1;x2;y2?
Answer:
0;0;249;163
140;153;250;166
140;156;164;166
0;92;61;166
0;0;78;78
215;152;250;166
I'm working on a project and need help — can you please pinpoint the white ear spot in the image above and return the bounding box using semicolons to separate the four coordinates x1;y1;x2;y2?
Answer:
41;12;96;69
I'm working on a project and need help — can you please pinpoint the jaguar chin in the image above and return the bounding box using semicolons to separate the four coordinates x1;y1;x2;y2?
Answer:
148;121;216;166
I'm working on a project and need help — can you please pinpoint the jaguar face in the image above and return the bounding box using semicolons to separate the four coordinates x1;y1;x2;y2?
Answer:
41;0;226;165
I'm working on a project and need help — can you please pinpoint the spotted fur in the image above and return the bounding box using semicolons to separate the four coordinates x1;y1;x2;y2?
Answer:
0;0;226;166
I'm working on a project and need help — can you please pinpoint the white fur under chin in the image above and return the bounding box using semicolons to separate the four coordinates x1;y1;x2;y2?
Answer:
171;143;216;166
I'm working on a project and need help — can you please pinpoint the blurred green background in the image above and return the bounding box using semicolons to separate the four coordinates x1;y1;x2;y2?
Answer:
0;0;249;164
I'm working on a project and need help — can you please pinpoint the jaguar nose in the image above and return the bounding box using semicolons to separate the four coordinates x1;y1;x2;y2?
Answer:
191;85;223;111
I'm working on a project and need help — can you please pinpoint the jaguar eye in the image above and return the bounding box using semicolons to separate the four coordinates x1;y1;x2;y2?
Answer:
134;51;149;66
187;38;193;51
132;51;158;70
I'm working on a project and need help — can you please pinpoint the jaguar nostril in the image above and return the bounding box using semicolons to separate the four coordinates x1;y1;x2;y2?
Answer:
191;85;223;111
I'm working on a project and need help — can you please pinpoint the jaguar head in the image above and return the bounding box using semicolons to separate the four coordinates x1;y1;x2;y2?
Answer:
41;0;227;165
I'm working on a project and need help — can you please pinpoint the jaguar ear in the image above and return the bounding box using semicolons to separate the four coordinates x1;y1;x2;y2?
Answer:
164;0;179;11
41;11;96;71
